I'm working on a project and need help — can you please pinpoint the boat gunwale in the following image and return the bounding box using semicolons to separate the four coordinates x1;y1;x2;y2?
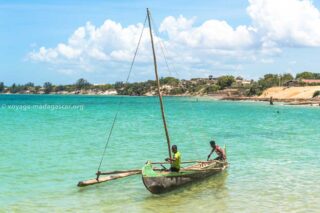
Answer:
142;160;228;178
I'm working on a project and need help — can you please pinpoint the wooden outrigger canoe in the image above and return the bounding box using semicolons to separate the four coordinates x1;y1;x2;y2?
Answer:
142;160;228;194
77;8;229;194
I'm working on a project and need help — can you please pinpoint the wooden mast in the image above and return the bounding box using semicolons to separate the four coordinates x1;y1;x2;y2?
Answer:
147;8;172;159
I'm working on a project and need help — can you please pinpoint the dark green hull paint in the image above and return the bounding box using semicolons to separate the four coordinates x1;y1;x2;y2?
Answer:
142;161;228;194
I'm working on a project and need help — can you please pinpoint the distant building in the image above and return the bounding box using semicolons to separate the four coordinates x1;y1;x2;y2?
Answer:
284;80;300;87
284;79;320;87
235;76;251;85
190;77;218;84
236;76;243;81
301;79;320;84
241;80;252;85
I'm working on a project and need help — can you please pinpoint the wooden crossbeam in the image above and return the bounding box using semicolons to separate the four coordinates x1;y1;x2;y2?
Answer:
78;170;141;187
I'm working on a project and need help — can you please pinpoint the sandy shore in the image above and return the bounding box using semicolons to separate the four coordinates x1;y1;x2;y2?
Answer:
221;96;320;106
1;86;320;106
221;86;320;106
260;86;320;99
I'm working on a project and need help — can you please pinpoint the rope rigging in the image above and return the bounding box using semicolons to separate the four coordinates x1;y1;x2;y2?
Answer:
96;14;148;177
97;10;203;178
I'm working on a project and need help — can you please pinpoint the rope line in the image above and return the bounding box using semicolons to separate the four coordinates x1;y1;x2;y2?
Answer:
96;14;148;174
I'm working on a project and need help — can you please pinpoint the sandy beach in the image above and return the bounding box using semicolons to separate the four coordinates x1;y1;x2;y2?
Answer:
260;86;320;99
220;86;320;106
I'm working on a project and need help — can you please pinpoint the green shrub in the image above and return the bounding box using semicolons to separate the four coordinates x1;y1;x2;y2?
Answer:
9;83;25;93
205;85;220;93
160;77;179;86
313;90;320;98
217;76;235;89
0;82;4;92
170;87;186;95
258;74;279;90
186;84;205;93
246;83;262;96
43;82;53;94
296;72;320;79
75;78;91;90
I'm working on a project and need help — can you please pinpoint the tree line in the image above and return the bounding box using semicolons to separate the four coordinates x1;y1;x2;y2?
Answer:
0;79;113;94
0;71;319;96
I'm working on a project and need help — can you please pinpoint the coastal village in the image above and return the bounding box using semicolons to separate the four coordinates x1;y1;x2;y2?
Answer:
1;71;319;105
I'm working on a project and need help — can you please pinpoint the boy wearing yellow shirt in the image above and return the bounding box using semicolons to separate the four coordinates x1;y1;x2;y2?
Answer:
165;145;181;172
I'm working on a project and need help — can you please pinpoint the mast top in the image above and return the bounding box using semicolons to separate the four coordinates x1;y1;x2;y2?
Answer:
146;8;172;159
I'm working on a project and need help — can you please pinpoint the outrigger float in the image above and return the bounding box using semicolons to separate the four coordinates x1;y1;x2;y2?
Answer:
77;8;228;194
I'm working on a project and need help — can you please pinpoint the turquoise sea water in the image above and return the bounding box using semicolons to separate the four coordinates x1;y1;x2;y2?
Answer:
0;94;319;212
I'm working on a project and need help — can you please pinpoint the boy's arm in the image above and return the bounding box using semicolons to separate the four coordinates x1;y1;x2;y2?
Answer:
165;155;176;162
207;149;214;161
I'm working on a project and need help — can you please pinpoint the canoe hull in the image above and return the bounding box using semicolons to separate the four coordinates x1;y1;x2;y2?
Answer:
142;161;228;194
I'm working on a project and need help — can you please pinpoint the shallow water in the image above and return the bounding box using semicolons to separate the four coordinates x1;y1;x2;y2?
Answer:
0;95;319;212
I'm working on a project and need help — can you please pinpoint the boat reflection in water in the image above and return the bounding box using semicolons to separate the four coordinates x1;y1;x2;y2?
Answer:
140;171;229;211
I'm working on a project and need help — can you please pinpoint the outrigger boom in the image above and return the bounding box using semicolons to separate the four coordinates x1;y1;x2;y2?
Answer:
78;170;141;187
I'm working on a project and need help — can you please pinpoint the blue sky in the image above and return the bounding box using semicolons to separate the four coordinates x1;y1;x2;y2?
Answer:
1;0;320;85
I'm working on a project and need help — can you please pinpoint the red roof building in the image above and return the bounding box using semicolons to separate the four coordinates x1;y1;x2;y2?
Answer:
301;79;320;84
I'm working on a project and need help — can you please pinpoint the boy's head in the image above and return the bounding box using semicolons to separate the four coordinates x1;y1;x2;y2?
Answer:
210;140;216;149
172;145;177;153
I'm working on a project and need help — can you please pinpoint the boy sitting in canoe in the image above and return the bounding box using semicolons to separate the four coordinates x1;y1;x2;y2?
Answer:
207;140;226;161
165;145;181;172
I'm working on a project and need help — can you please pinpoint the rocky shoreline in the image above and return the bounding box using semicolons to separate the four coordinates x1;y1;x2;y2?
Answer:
1;90;319;106
220;96;320;106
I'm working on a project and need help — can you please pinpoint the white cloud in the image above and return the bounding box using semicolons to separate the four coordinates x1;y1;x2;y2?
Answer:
29;47;58;62
160;16;255;49
260;58;274;64
28;0;320;78
248;0;320;47
28;20;153;71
